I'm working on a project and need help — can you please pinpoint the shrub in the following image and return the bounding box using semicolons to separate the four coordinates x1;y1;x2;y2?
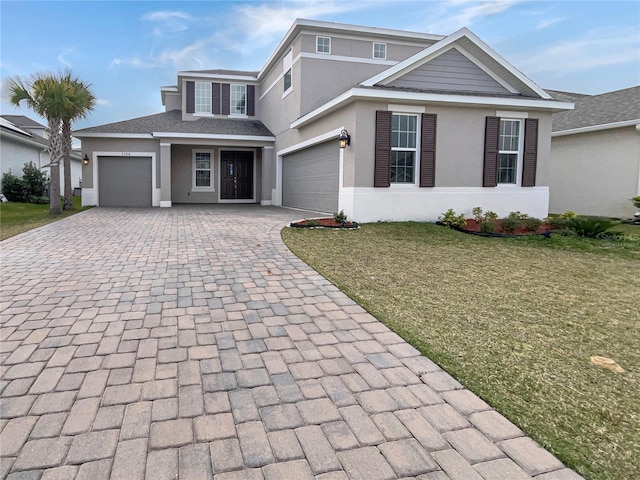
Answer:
28;196;50;204
484;211;498;222
333;210;347;224
631;196;640;209
438;209;466;228
472;206;484;223
480;219;496;233
566;217;618;238
22;161;47;197
1;172;29;202
500;216;521;233
522;217;543;232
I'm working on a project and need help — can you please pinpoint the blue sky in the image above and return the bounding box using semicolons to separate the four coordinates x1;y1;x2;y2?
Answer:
1;1;639;131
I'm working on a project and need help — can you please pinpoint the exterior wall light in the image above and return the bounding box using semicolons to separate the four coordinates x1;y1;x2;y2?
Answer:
83;154;89;165
338;129;351;148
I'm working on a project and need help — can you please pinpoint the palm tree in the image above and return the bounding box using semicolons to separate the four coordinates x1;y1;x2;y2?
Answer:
5;71;95;214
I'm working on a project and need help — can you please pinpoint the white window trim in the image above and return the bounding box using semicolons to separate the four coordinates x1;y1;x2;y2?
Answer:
194;81;212;114
316;36;331;54
283;69;293;97
497;118;524;187
373;42;387;60
192;149;215;191
390;113;420;186
230;84;247;116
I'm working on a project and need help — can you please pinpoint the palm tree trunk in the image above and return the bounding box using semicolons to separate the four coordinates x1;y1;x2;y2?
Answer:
49;162;62;215
48;119;63;215
62;121;73;210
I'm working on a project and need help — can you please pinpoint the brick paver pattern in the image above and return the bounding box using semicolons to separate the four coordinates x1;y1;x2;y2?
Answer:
0;206;584;480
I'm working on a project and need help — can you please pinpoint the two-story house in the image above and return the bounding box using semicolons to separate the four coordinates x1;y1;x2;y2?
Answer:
74;19;572;221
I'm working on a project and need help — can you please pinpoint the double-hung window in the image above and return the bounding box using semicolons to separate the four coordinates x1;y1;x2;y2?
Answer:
195;81;211;114
391;114;418;184
230;85;246;115
316;36;331;54
373;42;386;59
498;119;522;184
193;150;214;190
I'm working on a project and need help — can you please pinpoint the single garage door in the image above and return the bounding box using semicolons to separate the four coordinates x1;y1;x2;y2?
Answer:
282;141;339;213
98;156;152;207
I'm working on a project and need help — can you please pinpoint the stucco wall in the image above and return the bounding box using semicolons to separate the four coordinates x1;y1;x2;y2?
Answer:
550;126;640;217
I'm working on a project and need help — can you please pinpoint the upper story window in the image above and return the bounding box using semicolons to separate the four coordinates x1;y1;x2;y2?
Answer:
391;114;418;184
283;50;293;95
195;81;211;114
230;85;246;115
316;36;331;54
498;119;522;184
283;70;292;92
373;42;387;59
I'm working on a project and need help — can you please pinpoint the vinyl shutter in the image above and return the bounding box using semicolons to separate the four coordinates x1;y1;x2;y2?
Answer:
420;113;437;187
374;110;392;187
212;83;221;115
221;84;230;115
247;85;255;116
186;81;195;114
483;116;500;187
522;118;538;187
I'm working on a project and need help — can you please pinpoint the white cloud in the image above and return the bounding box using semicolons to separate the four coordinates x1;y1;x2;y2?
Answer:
57;53;72;68
421;0;524;34
95;99;111;106
142;10;193;37
537;17;564;29
514;27;640;75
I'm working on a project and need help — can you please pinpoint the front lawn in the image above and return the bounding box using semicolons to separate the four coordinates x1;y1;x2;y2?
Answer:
0;197;90;241
282;222;639;480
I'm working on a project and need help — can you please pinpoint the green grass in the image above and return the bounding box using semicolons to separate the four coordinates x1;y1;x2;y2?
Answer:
282;222;639;480
0;197;90;241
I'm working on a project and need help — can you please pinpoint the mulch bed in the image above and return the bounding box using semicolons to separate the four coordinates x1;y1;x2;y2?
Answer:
439;219;552;237
290;218;359;229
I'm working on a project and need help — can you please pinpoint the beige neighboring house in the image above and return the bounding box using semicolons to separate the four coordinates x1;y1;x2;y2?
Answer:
0;115;84;193
549;87;640;218
75;19;572;221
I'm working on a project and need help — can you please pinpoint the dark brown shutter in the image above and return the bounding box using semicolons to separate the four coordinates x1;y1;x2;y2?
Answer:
483;116;500;187
247;85;255;116
212;83;221;114
186;81;195;113
221;84;230;115
420;113;437;187
522;118;538;187
374;110;392;187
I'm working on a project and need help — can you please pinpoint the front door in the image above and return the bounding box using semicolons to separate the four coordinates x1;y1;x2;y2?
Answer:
221;151;254;200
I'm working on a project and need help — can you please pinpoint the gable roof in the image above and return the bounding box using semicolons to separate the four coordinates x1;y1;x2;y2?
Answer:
551;86;640;135
1;117;50;149
1;115;47;130
361;27;551;100
74;110;274;139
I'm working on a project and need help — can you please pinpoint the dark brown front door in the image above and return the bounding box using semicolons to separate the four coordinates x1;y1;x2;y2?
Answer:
221;151;254;200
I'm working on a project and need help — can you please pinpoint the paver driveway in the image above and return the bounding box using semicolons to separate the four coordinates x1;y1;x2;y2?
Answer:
0;205;582;480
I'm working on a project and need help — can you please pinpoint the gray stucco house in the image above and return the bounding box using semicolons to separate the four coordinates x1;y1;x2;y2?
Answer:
549;86;640;218
74;19;572;221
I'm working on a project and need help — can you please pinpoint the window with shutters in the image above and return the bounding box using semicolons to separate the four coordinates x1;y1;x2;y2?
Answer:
195;82;212;114
192;150;214;191
498;119;523;184
391;114;418;183
230;85;247;115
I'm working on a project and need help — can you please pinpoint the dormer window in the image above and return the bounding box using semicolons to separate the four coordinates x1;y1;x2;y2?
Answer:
316;36;331;54
195;82;212;114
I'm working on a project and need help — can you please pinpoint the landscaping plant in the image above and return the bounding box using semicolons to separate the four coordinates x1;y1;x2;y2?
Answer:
438;208;466;228
566;216;618;238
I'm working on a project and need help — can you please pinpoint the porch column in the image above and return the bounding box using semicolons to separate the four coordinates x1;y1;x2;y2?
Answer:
261;146;275;206
160;143;172;207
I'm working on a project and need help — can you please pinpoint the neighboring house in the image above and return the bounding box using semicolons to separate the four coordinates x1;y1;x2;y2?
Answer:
74;19;571;221
0;115;83;192
549;86;640;218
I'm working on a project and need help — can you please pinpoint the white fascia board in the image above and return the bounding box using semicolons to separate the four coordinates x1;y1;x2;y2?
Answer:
152;132;275;142
361;27;552;101
552;119;640;137
178;72;258;82
291;87;573;129
277;127;344;156
0;130;49;150
72;132;154;139
160;86;178;92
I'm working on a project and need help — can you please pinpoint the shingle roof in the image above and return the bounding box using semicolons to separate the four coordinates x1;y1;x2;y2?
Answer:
180;69;260;77
551;86;640;132
74;110;274;137
1;115;47;129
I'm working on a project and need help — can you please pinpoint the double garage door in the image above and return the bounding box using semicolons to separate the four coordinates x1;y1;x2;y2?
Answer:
98;156;152;207
282;141;339;213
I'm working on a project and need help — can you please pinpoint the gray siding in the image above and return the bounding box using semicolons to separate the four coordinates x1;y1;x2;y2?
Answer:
98;156;152;207
283;141;339;213
389;48;509;94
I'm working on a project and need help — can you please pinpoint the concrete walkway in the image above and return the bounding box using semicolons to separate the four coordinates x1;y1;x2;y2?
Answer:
0;206;582;480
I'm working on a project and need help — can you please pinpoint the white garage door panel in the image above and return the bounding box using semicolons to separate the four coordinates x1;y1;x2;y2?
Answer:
282;141;339;213
99;156;152;207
